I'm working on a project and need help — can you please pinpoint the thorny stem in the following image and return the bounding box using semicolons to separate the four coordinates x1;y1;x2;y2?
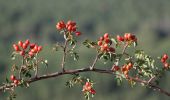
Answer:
1;67;170;97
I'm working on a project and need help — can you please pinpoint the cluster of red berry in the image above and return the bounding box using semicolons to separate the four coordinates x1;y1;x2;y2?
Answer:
10;75;19;86
97;33;115;53
116;33;137;43
121;62;133;77
56;20;81;36
13;39;42;57
112;62;133;78
82;82;96;95
161;54;169;69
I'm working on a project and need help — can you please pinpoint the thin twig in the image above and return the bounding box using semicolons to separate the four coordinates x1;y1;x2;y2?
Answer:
90;54;99;70
19;57;25;79
34;54;39;77
122;42;129;55
61;39;68;72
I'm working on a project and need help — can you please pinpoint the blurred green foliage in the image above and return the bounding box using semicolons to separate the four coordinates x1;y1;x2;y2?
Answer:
0;0;170;100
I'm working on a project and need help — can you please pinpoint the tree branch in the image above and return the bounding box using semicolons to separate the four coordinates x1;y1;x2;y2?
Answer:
1;67;170;97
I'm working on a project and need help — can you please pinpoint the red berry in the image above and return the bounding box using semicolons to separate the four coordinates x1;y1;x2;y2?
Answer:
103;43;108;49
30;43;36;49
104;33;109;39
10;75;16;81
85;82;91;87
72;26;77;32
56;21;66;30
117;35;124;41
105;38;110;43
67;20;76;26
25;39;30;46
67;25;72;32
75;31;81;36
161;58;166;63
163;54;168;60
33;45;38;53
13;44;20;51
112;65;120;71
124;33;129;40
14;79;19;85
99;37;104;41
108;47;115;53
90;89;96;94
38;46;43;52
56;24;62;30
18;41;23;47
28;51;34;57
127;33;132;40
97;41;103;46
22;43;28;49
128;62;133;68
20;51;25;56
164;63;169;69
130;35;136;41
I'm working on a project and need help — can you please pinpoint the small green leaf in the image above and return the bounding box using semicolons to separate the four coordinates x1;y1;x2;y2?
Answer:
133;41;138;47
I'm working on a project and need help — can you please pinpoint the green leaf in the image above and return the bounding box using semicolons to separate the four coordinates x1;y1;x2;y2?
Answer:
133;41;138;47
111;38;118;47
6;77;9;83
11;52;17;60
83;39;97;48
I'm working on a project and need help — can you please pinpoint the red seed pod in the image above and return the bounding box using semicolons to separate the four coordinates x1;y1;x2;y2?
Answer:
112;65;120;71
56;21;66;30
18;41;23;47
90;89;96;94
38;46;43;52
67;20;76;26
104;33;109;39
124;33;129;40
130;35;136;41
67;25;73;32
163;54;168;61
161;58;166;63
10;75;16;81
14;79;19;85
117;35;124;41
13;44;20;51
164;63;169;69
108;47;115;53
97;41;103;46
71;26;77;32
99;37;104;41
33;45;38;53
56;24;62;30
22;43;28;49
75;31;81;36
85;82;91;87
30;43;36;49
105;38;110;44
25;39;30;46
103;43;108;49
28;51;34;57
20;50;25;56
